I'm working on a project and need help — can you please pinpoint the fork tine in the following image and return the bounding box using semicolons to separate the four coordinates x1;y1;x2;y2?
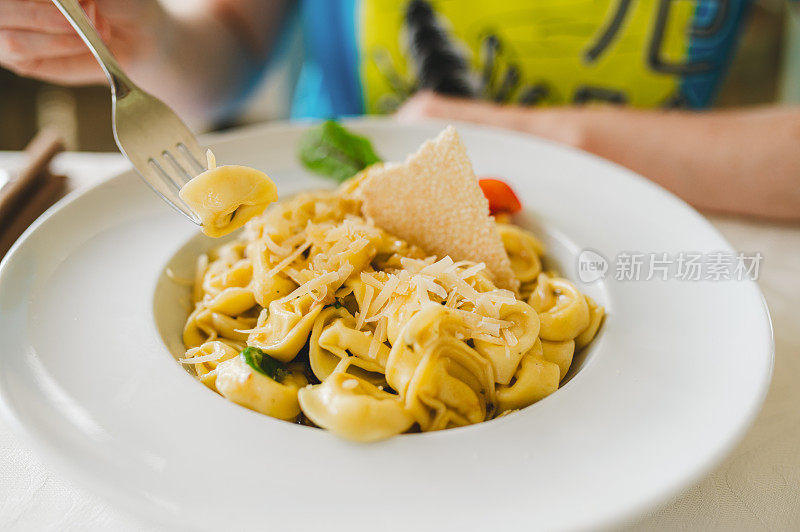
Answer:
162;150;192;184
177;142;206;175
51;0;208;226
103;65;208;225
147;157;181;191
146;157;203;224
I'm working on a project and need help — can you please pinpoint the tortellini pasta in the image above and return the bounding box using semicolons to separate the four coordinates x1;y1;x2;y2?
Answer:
575;295;605;350
247;293;323;361
183;307;255;349
496;351;560;412
528;273;590;342
183;340;242;391
497;222;544;283
472;299;539;385
179;163;278;238
250;252;297;308
215;354;306;420
204;287;256;316
179;188;603;441
298;373;414;442
386;305;496;430
309;306;390;384
540;339;575;382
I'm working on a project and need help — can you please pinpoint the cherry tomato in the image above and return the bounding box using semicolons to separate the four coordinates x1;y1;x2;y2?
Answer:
478;178;522;215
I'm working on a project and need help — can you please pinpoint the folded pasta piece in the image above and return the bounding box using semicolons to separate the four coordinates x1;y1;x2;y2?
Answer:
199;248;253;300
386;304;496;431
248;240;298;308
179;163;278;238
215;354;306;420
575;295;605;350
183;307;255;348
497;223;544;283
298;373;415;442
247;293;323;361
309;306;390;384
356;127;518;291
472;299;540;385
496;339;560;412
181;340;241;392
528;273;590;342
540;339;575;382
204;286;256;316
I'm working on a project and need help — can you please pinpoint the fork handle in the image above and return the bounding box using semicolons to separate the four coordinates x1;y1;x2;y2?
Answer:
51;0;134;98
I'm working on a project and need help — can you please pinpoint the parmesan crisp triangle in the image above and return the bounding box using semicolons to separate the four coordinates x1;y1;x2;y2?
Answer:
356;126;519;291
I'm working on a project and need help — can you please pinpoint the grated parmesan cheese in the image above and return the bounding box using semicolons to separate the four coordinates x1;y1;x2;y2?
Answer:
357;283;375;330
263;240;311;279
369;316;387;360
369;274;400;317
501;327;519;347
263;233;291;257
179;352;224;364
281;271;340;302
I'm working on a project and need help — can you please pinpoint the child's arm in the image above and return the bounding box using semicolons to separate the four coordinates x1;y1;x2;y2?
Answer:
398;92;800;222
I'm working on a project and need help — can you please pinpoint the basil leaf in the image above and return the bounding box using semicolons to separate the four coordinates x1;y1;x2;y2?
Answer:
241;347;288;382
298;120;382;182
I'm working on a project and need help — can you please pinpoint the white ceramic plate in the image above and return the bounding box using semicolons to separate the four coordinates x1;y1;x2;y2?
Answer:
0;119;772;531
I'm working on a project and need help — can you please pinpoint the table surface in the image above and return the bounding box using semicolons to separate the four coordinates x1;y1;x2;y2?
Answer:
1;152;798;531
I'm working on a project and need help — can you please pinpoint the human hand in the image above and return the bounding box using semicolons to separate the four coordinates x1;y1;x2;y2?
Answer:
0;0;161;85
396;91;588;148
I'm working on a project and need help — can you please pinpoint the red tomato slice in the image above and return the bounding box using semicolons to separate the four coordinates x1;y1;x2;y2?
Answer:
479;178;522;215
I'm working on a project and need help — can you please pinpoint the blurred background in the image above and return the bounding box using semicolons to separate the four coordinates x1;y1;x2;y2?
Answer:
1;0;798;152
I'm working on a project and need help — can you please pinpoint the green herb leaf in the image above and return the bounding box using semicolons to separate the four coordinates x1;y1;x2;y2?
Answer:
323;300;343;311
241;347;288;382
298;120;382;182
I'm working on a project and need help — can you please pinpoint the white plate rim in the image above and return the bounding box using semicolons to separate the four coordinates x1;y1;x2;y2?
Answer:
0;118;774;530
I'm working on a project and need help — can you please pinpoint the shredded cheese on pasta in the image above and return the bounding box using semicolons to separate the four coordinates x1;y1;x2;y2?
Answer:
180;131;604;443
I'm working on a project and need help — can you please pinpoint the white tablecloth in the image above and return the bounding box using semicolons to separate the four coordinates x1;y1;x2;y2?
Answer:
1;152;798;531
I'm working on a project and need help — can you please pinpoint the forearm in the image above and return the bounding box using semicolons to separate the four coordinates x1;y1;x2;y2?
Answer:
124;6;253;128
564;106;800;222
124;0;289;128
398;94;800;222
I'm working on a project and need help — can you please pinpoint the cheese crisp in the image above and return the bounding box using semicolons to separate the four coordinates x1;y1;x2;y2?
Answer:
356;126;519;291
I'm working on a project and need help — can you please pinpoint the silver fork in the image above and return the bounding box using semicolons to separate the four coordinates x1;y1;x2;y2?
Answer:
52;0;204;224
